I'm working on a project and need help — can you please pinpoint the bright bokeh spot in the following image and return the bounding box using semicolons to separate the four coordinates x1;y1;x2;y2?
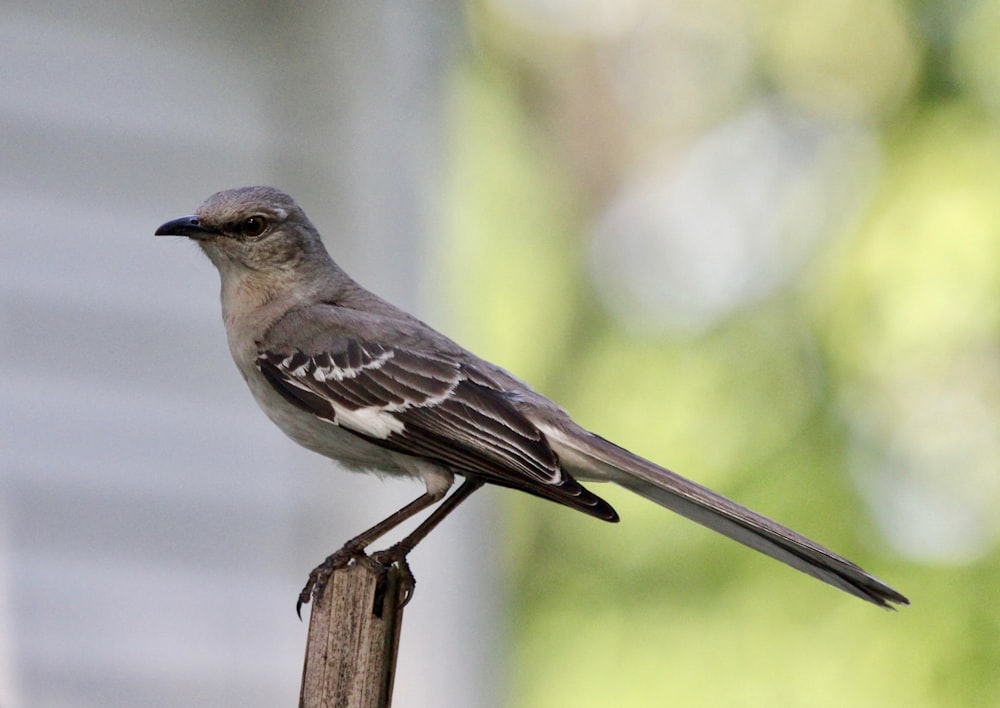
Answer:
823;107;1000;561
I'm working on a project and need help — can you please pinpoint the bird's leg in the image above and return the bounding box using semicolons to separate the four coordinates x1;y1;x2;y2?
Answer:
370;478;485;605
298;489;444;617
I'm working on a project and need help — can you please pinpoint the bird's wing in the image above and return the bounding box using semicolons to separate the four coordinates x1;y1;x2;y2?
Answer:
543;424;910;608
255;339;618;521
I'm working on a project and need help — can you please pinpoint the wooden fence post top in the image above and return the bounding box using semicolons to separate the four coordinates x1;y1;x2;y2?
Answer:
300;559;407;708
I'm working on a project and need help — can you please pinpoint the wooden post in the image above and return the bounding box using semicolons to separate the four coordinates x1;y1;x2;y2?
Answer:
299;558;407;708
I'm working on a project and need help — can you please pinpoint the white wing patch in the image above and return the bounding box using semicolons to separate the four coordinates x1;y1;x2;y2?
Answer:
335;404;406;438
268;347;463;440
266;369;408;440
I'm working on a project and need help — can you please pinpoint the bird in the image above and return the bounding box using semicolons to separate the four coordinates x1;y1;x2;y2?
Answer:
155;186;908;613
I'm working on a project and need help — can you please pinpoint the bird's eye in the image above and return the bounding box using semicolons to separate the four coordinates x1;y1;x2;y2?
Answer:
241;215;268;238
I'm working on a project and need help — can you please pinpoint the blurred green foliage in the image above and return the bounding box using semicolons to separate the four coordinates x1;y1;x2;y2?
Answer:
437;1;1000;705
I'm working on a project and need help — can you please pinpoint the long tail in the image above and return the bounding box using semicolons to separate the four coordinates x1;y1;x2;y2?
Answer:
545;426;909;608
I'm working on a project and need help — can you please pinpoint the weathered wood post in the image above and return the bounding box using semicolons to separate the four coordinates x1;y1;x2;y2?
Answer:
299;559;407;708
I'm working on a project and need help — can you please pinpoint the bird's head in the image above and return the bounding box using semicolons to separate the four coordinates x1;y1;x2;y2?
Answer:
155;186;331;277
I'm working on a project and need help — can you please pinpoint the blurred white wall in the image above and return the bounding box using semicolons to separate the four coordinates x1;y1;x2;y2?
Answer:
1;3;502;707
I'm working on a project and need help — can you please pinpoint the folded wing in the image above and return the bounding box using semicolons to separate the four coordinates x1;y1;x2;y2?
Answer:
256;340;618;521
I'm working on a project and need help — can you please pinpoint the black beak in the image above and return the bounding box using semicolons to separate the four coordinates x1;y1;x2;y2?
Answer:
154;215;216;239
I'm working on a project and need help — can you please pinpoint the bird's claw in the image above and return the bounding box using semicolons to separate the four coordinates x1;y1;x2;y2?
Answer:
296;542;418;618
370;546;417;607
297;542;367;619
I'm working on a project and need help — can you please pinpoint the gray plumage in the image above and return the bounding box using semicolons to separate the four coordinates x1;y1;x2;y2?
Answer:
156;186;908;609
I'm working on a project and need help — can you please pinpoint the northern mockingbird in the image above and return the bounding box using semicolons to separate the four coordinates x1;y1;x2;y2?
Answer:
156;186;908;612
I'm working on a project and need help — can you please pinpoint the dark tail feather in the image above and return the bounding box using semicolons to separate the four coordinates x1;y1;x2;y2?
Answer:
547;428;909;608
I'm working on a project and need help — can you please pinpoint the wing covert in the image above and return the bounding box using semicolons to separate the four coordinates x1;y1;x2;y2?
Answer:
255;341;618;521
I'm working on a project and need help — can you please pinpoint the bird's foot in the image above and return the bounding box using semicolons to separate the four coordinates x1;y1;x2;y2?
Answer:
370;545;417;607
297;540;367;619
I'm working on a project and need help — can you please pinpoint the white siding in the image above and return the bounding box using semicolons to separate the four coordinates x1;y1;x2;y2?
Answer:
1;3;500;707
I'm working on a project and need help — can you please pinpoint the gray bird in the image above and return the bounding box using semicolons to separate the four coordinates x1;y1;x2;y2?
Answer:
156;186;908;612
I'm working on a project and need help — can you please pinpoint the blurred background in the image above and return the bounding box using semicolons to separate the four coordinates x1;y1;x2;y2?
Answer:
2;1;998;706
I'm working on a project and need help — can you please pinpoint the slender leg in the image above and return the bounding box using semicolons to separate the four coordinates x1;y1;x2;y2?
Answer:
298;478;486;615
297;489;445;617
370;478;484;605
374;478;484;559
